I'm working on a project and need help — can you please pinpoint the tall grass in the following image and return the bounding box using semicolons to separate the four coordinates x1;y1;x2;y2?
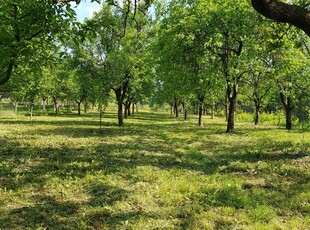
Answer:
0;110;309;229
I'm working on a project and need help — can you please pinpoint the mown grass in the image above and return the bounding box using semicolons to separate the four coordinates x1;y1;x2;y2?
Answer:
0;109;309;229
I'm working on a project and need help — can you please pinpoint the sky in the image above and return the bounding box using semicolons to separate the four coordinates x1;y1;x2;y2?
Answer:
71;0;102;22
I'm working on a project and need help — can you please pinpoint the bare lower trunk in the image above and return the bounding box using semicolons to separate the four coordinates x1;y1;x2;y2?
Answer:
30;103;34;120
132;103;135;115
227;97;236;133
254;103;260;125
77;101;81;115
53;97;59;116
84;101;87;114
174;100;179;118
226;83;238;133
280;92;293;130
198;105;203;127
118;100;123;126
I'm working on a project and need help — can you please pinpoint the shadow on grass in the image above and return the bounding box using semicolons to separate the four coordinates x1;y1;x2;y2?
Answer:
0;111;309;228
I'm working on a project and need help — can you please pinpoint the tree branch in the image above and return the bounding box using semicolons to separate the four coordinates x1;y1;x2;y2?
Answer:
251;0;310;37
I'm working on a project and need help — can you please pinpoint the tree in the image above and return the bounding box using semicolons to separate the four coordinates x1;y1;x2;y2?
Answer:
89;1;151;125
251;0;310;37
152;0;221;126
205;0;257;132
0;0;81;85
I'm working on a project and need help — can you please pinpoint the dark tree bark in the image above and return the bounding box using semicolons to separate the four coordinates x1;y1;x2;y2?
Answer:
254;99;261;126
77;100;82;115
174;99;179;118
0;59;15;86
280;92;294;130
113;80;129;126
181;101;187;120
251;0;310;37
198;95;205;127
226;84;238;133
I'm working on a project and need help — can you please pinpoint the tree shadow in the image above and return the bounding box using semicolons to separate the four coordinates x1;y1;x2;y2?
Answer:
0;111;309;228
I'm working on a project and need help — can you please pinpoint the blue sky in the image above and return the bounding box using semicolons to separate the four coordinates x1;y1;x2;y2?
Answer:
71;0;102;22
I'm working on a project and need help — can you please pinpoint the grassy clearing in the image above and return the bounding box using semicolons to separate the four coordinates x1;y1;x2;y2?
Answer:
0;110;309;229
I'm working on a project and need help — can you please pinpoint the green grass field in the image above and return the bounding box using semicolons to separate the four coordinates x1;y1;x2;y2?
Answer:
0;110;309;229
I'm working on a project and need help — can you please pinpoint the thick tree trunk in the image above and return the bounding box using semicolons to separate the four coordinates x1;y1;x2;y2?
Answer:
251;0;310;37
84;100;87;114
0;59;15;86
226;85;238;133
280;92;293;130
174;100;179;118
254;101;260;126
285;106;292;130
77;101;81;115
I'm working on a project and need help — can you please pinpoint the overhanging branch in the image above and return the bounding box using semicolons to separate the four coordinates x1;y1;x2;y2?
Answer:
251;0;310;37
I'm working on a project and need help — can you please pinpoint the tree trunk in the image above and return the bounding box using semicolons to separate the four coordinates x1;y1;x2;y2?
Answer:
30;103;34;120
254;101;260;125
254;108;260;126
118;99;124;126
114;87;125;126
285;105;292;130
226;84;238;133
251;0;310;37
198;105;203;127
124;102;128;118
53;96;59;116
280;92;293;130
0;59;15;86
174;99;179;118
127;105;131;117
132;102;135;115
211;103;215;119
42;97;47;111
198;95;205;127
181;102;187;120
77;101;81;115
225;96;229;122
14;101;18;113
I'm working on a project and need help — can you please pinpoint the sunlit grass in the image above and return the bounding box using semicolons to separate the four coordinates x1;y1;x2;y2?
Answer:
0;110;309;229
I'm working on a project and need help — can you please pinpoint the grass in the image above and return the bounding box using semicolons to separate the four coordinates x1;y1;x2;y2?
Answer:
0;109;309;229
